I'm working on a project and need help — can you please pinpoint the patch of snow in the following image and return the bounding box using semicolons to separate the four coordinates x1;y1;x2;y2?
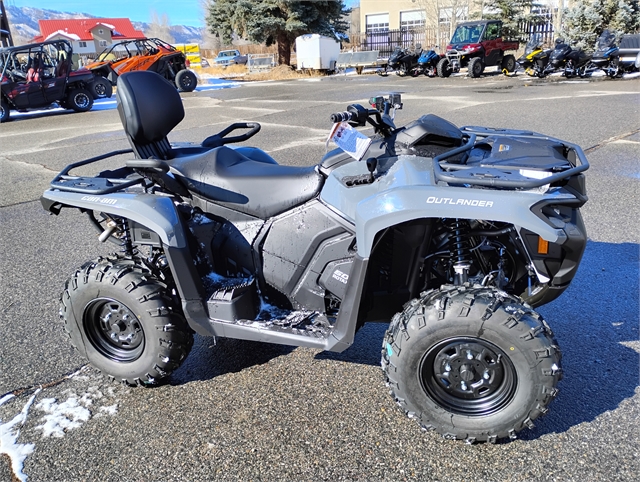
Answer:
34;397;91;438
97;404;118;417
0;394;15;406
0;389;40;482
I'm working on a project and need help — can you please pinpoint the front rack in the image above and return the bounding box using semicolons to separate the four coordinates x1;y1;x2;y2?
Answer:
432;127;590;189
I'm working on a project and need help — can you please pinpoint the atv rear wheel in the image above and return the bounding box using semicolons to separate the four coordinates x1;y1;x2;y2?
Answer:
468;57;484;78
66;88;94;112
90;77;113;99
60;256;194;386
501;54;516;74
437;58;452;78
175;69;197;92
381;285;561;443
0;98;9;123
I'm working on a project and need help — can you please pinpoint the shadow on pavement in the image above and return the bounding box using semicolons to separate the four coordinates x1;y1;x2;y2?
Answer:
167;240;638;438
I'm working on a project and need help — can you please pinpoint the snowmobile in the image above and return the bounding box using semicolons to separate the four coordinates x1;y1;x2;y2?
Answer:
590;30;623;78
378;46;421;77
41;71;589;443
545;38;592;78
517;33;551;78
415;49;442;77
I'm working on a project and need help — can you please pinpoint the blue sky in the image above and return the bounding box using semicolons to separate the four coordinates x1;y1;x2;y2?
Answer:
12;1;359;27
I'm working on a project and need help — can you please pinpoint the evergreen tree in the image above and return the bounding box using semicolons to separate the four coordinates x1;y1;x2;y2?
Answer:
562;0;640;49
475;0;539;42
206;0;349;65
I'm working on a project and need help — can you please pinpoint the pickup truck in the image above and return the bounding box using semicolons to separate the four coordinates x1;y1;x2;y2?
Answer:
213;49;248;67
437;20;519;78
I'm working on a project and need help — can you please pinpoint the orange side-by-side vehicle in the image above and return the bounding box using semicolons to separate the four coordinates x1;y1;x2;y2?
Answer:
85;38;197;98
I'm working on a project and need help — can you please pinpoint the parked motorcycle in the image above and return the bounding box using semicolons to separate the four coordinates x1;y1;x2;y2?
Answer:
415;49;442;77
545;38;592;78
590;30;623;78
517;33;550;77
41;70;590;443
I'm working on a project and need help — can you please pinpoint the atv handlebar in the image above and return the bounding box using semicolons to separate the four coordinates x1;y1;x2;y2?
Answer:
330;95;402;135
330;111;356;123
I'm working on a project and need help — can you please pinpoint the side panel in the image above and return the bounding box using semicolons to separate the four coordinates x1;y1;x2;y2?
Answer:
261;200;355;309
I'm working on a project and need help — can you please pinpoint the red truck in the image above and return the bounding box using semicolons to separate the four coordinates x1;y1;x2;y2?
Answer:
437;20;519;78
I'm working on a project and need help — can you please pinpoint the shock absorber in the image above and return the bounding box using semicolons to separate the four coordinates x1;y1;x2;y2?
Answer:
117;217;136;257
444;218;472;285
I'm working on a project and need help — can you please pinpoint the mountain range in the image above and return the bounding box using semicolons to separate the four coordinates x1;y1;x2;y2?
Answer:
6;5;204;44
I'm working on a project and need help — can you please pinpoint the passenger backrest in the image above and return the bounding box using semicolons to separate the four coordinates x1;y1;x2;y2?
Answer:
116;71;185;160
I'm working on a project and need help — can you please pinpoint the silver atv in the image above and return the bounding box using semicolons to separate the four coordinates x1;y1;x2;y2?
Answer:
42;71;589;443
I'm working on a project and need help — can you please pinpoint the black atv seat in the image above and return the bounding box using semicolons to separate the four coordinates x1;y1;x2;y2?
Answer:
115;70;323;218
170;146;323;219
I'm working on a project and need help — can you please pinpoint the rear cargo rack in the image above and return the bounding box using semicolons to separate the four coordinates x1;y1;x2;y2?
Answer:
49;149;145;194
433;127;589;189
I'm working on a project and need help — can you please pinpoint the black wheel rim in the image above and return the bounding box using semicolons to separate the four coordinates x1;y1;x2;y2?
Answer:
84;298;145;362
74;93;90;109
420;337;516;416
180;73;193;89
95;82;107;96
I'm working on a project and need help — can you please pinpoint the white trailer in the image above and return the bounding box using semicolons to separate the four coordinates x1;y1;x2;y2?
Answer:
295;34;340;71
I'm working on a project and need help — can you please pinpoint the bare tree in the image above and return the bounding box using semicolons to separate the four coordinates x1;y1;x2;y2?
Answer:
413;0;470;48
145;10;175;43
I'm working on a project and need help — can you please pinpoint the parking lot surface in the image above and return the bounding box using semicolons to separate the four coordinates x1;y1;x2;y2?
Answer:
1;72;639;481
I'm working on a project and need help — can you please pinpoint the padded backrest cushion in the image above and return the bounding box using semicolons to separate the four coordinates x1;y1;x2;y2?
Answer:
116;71;185;144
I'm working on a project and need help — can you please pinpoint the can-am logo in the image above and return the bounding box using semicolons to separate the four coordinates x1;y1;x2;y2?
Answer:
332;269;349;284
81;196;118;205
427;197;494;208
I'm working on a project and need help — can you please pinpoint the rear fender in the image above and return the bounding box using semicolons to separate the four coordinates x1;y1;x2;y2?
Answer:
354;186;568;258
41;189;212;334
41;190;187;248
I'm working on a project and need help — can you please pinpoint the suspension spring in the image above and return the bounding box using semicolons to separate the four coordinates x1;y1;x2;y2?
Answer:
117;218;136;257
444;218;472;285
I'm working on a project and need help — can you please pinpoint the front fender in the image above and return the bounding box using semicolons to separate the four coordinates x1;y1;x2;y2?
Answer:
354;186;568;258
41;190;187;248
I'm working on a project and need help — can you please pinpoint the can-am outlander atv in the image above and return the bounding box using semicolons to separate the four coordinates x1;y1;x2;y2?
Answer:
41;71;589;443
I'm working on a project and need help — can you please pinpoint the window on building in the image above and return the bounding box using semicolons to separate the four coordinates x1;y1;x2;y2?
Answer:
79;41;87;48
99;40;108;47
366;13;390;33
98;29;104;35
400;10;425;30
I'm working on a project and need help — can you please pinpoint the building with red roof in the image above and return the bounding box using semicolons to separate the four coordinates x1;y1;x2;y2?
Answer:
34;18;146;57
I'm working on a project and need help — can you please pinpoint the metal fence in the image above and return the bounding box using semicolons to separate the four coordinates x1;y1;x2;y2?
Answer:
347;15;556;58
348;28;449;57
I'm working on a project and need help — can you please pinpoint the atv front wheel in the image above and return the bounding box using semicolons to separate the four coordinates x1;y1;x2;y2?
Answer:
60;257;194;386
468;57;484;78
381;285;561;443
437;58;452;78
175;69;197;92
0;98;9;123
501;54;517;74
66;88;94;112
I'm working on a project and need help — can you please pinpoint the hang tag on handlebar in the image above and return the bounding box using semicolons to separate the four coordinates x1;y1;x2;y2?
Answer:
328;122;372;161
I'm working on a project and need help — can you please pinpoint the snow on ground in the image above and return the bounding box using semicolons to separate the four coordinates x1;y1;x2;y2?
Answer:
0;390;40;482
0;375;122;481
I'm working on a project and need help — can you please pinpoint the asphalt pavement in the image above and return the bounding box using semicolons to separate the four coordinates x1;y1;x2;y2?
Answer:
0;71;639;481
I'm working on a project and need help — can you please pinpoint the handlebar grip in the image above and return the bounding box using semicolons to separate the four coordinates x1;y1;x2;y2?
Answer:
330;111;354;123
